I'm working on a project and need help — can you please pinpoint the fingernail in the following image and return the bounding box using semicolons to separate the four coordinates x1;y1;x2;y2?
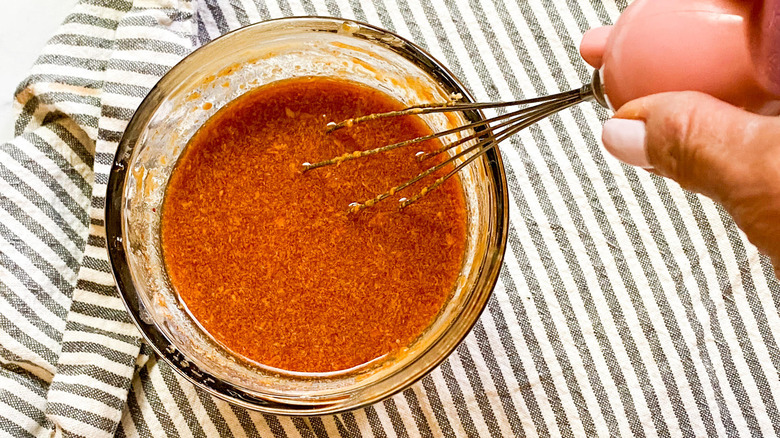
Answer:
602;118;651;168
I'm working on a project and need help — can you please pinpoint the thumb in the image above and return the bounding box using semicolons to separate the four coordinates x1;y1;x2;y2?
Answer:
601;91;780;202
601;91;780;271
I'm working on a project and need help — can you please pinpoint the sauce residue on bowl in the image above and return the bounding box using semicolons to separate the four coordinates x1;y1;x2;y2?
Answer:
161;77;467;373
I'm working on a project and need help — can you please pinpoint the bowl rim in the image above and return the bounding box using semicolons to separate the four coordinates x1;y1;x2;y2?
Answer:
105;15;509;415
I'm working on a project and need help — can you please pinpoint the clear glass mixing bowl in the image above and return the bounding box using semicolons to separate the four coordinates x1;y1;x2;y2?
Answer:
106;17;508;415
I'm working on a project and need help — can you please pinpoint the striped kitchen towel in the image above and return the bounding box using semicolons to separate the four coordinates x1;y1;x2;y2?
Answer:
2;0;780;436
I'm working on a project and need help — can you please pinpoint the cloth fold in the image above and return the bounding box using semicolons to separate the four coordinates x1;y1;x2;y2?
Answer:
2;0;780;437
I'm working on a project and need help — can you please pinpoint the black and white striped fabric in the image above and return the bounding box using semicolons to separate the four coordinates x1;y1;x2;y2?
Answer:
2;0;780;436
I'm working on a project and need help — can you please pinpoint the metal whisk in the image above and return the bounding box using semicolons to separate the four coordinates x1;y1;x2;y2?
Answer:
302;71;608;213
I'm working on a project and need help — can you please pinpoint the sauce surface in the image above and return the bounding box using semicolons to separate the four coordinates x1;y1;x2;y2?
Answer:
161;77;467;372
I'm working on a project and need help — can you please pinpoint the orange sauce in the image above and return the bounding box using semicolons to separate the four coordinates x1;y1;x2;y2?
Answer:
161;77;467;372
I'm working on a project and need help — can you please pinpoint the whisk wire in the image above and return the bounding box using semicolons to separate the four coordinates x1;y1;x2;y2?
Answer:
304;83;597;212
302;88;587;172
324;87;586;133
349;92;585;212
418;92;585;162
398;94;585;209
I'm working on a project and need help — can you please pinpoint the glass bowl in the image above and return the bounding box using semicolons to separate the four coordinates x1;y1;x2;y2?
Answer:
105;17;508;415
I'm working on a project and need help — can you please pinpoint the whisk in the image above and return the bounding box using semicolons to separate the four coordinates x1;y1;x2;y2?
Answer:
301;0;780;213
301;71;608;213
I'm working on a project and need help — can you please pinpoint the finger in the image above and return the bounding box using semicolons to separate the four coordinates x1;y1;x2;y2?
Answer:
601;91;780;201
579;26;612;68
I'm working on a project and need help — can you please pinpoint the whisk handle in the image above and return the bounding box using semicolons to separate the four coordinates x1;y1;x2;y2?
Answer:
581;0;780;115
582;71;610;110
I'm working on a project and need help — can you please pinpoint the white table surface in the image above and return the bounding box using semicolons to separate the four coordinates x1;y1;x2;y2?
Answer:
0;0;78;143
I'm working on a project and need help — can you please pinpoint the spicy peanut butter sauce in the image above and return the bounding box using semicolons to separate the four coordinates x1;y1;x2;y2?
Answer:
161;77;467;373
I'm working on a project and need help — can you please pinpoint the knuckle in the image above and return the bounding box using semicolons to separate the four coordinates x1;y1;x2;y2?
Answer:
656;99;698;183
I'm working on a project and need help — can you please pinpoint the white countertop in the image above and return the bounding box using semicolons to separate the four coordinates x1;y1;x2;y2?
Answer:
0;0;78;143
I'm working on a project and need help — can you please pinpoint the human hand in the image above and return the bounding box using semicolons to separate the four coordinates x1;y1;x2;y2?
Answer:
601;92;780;277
